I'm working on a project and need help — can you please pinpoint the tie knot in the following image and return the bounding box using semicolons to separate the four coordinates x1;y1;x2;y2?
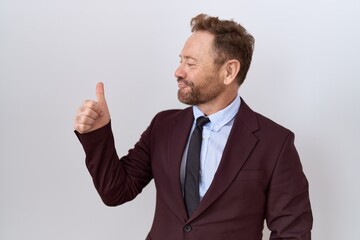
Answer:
196;116;210;128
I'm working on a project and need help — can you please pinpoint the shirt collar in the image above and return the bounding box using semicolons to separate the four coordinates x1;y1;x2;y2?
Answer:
192;95;241;132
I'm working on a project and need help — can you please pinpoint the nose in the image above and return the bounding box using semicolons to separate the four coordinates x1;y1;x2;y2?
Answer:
174;63;186;79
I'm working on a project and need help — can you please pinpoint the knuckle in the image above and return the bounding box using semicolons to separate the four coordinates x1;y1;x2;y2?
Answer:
77;124;89;134
75;114;84;123
78;107;97;119
74;123;84;133
84;100;97;108
78;115;90;124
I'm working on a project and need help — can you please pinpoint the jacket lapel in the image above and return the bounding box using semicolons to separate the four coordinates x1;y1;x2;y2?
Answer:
188;99;259;221
167;107;194;221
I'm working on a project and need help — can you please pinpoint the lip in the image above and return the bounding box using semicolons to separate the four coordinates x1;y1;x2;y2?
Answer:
178;81;188;89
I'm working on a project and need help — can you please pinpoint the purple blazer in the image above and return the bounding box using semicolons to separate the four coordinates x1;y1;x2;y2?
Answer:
76;98;312;239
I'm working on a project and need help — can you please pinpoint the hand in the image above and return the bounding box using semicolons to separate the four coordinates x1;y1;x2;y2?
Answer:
74;82;111;134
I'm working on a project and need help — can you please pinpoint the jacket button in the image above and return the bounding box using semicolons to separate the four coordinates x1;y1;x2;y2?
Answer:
183;225;192;232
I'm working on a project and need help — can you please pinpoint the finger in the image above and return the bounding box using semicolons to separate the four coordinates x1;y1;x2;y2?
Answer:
75;113;97;125
78;105;101;120
74;122;92;134
96;82;106;104
83;100;98;110
83;100;103;116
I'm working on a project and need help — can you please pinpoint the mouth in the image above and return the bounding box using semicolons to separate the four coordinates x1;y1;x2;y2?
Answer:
177;80;189;89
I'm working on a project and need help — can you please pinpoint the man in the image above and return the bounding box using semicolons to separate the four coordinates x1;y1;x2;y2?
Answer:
74;14;313;239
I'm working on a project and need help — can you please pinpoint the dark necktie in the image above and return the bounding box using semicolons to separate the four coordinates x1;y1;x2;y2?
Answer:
184;116;210;217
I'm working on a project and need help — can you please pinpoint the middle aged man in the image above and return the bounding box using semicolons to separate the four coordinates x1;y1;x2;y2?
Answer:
74;13;313;239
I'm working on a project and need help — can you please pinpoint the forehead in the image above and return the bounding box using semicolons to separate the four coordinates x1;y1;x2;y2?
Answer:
180;31;215;60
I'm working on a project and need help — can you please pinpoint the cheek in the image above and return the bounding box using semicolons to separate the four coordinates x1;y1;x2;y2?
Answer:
188;66;217;87
202;72;221;87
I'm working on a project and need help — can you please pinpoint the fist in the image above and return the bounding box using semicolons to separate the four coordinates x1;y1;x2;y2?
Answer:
74;82;111;134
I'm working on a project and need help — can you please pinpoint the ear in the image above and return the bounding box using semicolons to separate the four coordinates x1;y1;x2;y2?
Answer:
223;59;240;85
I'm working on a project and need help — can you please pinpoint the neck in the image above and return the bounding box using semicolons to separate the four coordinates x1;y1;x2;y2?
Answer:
197;91;238;116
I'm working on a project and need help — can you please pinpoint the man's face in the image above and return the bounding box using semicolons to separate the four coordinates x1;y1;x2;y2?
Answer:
175;31;225;106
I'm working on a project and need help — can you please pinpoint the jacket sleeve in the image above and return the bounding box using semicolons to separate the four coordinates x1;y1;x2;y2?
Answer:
75;120;154;206
266;132;313;239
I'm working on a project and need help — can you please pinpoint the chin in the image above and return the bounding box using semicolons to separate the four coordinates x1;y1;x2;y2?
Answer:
178;93;191;105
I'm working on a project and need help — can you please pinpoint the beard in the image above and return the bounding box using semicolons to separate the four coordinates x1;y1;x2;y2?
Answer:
177;75;225;106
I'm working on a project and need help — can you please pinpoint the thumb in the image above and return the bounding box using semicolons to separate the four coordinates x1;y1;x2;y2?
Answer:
96;82;106;103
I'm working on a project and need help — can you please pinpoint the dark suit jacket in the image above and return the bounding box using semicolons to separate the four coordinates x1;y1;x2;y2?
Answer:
76;98;312;240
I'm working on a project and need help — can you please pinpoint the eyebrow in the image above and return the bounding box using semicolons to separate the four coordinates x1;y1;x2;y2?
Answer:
179;55;198;61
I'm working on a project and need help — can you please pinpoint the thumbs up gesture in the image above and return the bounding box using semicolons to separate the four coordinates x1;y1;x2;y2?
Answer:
74;82;111;134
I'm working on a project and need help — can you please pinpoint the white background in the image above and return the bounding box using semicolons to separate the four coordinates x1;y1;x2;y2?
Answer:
1;0;359;239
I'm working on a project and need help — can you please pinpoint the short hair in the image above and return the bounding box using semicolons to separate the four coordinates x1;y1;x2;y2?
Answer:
191;14;255;86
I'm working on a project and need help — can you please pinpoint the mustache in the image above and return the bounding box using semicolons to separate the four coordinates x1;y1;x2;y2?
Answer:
177;78;191;86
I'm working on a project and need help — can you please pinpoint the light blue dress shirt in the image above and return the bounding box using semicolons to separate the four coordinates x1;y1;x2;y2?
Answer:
180;96;241;200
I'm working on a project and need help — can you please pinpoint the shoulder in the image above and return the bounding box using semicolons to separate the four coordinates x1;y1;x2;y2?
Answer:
256;111;291;135
152;107;192;123
240;99;293;138
143;107;193;142
144;107;192;133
